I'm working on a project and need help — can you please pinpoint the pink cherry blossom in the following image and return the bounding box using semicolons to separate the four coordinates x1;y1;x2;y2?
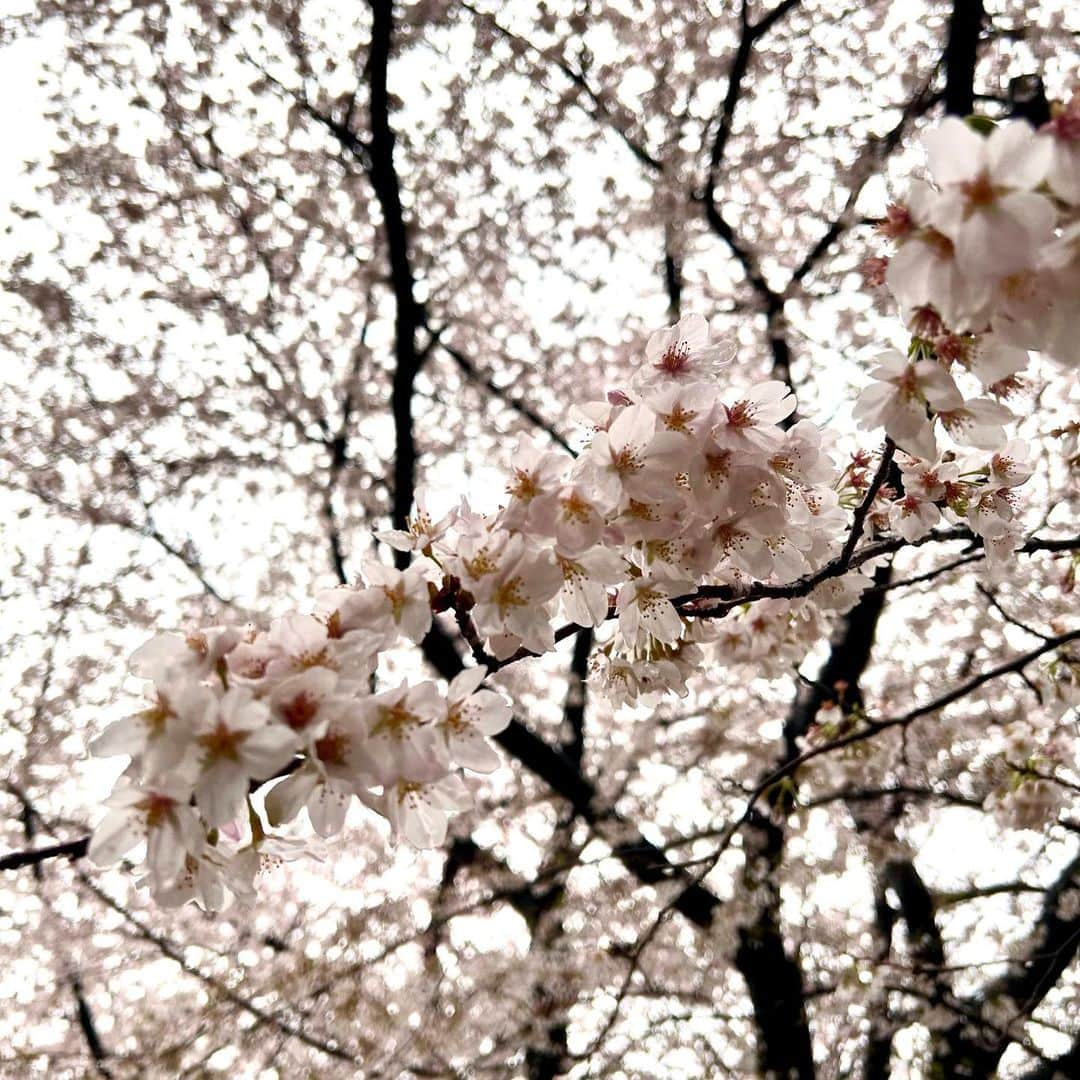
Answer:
382;773;473;848
434;667;512;773
923;118;1056;276
192;688;298;827
358;681;444;786
89;776;205;890
635;313;734;392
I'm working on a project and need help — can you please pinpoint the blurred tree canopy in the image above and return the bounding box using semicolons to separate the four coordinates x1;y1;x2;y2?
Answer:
1;1;1078;1077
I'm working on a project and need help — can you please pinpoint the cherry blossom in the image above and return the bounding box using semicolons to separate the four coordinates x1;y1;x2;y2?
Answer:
884;181;994;330
616;576;687;647
435;667;512;773
711;381;797;455
376;486;454;553
634;312;733;392
469;536;563;658
129;627;240;683
192;688;298;827
382;773;473;848
90;681;214;778
357;681;444;787
1039;87;1080;204
923;118;1055;276
853;350;962;459
80;190;1072;909
88;777;205;890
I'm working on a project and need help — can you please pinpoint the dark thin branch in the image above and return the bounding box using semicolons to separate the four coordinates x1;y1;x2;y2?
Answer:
460;2;663;172
71;976;113;1078
932;849;1080;1076
663;241;683;322
676;529;1080;620
788;71;940;287
936;880;1047;906
757;629;1080;786
802;784;982;811
563;628;593;769
77;870;361;1065
977;583;1052;642
0;836;89;872
433;332;575;456
839;439;896;568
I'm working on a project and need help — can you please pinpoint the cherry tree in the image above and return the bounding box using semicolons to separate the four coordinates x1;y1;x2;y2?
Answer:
1;1;1078;1077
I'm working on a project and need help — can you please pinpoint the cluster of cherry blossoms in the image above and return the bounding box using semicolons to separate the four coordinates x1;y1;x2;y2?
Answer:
397;315;875;690
873;91;1080;363
86;103;1080;907
854;99;1080;570
89;574;511;909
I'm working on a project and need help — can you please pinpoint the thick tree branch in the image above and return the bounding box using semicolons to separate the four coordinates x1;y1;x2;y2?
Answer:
366;0;425;570
420;621;722;928
943;0;986;116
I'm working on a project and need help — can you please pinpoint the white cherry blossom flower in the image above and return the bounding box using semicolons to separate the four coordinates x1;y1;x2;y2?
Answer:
853;351;962;459
923;118;1055;277
889;494;941;541
501;436;569;532
91;682;214;778
193;688;298;827
989;439;1034;488
576;403;685;510
606;495;686;544
229;832;321;904
556;547;625;626
435;667;512;773
642;383;719;437
358;681;444;786
228;614;338;685
633;313;734;392
265;707;374;835
1038;89;1080;204
896;454;959;501
471;538;563;658
636;527;717;585
383;773;473;848
935;397;1013;450
533;484;606;555
767;419;834;486
358;557;441;643
965;335;1029;389
376;486;455;553
130;627;240;683
885;181;994;330
142;846;236;911
982;525;1025;583
267;667;340;742
711;505;786;578
711;381;797;455
89;776;204;890
616;576;686;647
967;488;1017;539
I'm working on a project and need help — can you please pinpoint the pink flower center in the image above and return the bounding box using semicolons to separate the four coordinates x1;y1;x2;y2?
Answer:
198;722;248;762
724;401;757;429
282;692;320;732
655;340;691;375
139;793;177;829
961;172;998;210
315;731;348;765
